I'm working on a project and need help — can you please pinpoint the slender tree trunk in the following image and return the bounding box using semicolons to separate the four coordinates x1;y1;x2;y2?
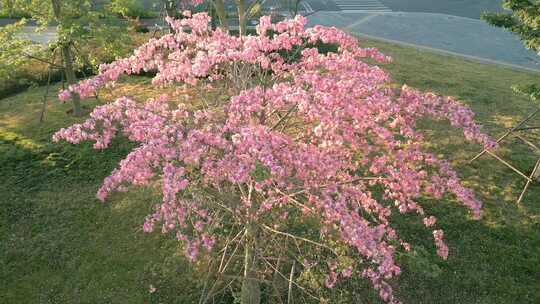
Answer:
6;0;14;18
61;45;82;116
210;1;216;29
163;0;177;18
51;0;82;116
294;0;300;17
236;0;247;36
213;0;229;32
241;225;260;304
161;0;177;32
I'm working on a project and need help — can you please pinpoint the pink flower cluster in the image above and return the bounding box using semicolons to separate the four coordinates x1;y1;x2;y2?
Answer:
54;13;493;303
58;13;390;102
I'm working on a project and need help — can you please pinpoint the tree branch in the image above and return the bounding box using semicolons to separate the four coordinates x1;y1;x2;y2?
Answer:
261;224;338;256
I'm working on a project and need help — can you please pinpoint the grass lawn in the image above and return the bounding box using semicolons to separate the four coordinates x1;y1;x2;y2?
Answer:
1;39;540;303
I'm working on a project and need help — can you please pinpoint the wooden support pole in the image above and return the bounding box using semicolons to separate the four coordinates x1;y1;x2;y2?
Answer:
485;150;533;182
470;108;540;163
517;158;540;204
469;107;540;203
515;135;540;152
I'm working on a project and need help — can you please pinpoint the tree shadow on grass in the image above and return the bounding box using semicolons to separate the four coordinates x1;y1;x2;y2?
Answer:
385;120;540;304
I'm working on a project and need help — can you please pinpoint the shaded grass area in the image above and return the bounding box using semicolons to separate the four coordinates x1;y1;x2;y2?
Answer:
1;40;540;303
361;40;540;303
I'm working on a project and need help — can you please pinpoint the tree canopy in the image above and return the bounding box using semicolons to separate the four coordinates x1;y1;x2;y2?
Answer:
483;0;540;100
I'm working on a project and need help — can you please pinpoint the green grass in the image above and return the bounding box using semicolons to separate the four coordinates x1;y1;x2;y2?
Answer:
0;80;200;303
1;41;540;303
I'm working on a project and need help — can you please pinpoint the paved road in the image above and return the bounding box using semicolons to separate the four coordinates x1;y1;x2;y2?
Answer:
304;0;504;19
332;0;390;13
380;0;503;19
19;26;57;44
2;0;538;71
307;10;540;72
302;0;539;72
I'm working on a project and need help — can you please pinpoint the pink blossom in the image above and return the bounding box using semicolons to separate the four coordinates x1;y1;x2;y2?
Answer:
423;216;437;227
433;229;449;260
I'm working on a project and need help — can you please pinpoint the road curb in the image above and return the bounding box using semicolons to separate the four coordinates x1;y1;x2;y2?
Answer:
349;30;540;74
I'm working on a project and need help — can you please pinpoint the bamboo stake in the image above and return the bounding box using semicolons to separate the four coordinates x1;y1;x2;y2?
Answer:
470;108;540;163
517;158;540;204
287;261;295;304
485;150;532;182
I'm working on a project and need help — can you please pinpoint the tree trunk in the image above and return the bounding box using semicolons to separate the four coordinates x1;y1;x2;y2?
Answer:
236;0;247;36
61;45;83;116
6;0;14;18
213;0;229;32
163;0;176;17
241;226;260;304
293;0;300;17
51;0;82;116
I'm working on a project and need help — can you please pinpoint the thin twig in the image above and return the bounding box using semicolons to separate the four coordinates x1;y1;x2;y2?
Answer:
202;276;237;304
220;229;245;274
270;104;298;131
261;256;319;301
39;68;53;123
287;261;295;304
22;51;63;68
218;228;245;272
261;224;338;256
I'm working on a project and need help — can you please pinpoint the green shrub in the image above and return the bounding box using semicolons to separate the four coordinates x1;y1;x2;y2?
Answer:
108;0;157;19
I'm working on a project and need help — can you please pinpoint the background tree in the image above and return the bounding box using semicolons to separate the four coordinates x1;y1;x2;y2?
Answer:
0;0;132;116
0;21;44;90
108;0;154;19
282;0;303;17
156;0;270;36
483;0;540;99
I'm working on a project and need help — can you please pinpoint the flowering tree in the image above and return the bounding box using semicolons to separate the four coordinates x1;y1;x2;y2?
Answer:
483;0;540;99
54;12;495;303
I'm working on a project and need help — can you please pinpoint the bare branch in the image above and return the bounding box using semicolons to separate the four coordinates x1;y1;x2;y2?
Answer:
22;51;63;68
218;228;245;272
270;104;298;131
220;229;245;274
287;261;295;304
261;224;338;256
261;256;319;301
